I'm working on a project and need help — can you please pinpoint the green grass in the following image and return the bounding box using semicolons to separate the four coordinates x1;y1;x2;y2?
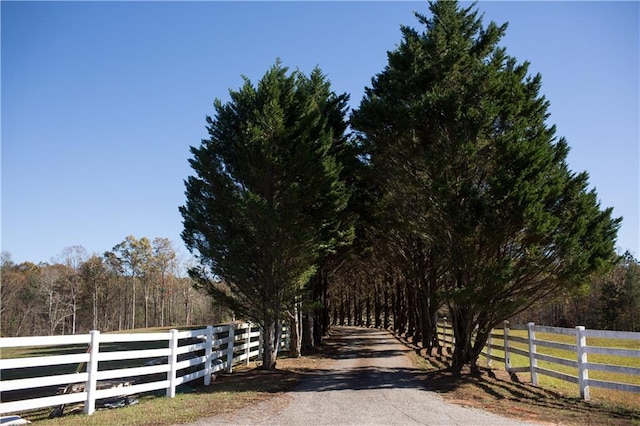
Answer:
475;329;640;408
10;380;268;425
9;357;306;426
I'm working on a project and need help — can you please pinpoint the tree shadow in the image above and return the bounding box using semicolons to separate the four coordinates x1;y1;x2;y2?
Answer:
286;366;428;392
313;326;640;424
416;355;640;424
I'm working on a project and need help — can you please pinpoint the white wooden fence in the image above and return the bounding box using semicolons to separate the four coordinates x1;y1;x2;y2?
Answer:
437;318;640;401
0;322;279;416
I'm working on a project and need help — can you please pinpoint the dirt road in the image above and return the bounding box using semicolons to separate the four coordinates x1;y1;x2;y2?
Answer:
187;326;537;425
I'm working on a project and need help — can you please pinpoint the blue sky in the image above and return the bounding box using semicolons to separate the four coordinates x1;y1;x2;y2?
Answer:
2;1;638;265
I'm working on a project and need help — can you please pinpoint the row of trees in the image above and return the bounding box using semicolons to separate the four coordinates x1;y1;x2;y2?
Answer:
1;237;227;337
180;1;621;372
329;250;640;333
339;1;620;371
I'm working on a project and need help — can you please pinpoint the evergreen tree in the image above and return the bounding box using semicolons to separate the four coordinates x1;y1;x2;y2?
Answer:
620;253;640;331
180;61;350;369
352;1;620;372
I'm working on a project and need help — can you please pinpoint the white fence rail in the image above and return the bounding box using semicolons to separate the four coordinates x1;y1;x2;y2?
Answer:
0;321;277;416
437;318;640;401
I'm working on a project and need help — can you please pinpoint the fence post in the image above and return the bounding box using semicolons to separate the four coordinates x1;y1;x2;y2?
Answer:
84;330;100;415
527;322;538;385
443;317;448;349
258;326;264;361
448;317;455;354
204;325;214;386
245;323;251;366
486;330;493;368
576;326;590;401
443;317;450;352
167;329;179;398
284;325;291;351
226;323;235;373
503;321;511;372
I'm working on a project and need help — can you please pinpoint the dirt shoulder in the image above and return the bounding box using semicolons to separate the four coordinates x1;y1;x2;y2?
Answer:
416;364;638;426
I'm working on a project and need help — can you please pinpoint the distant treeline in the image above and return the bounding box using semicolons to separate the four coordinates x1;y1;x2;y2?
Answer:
2;242;636;339
1;237;228;337
512;251;640;331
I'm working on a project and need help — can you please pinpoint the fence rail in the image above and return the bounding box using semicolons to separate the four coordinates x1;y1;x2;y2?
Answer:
0;321;284;417
437;318;640;401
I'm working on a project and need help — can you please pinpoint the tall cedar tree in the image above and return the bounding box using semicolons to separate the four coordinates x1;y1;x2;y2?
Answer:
301;85;359;351
351;1;620;372
180;62;350;369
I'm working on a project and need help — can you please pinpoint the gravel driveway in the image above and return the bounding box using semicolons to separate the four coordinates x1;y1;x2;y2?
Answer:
185;326;538;425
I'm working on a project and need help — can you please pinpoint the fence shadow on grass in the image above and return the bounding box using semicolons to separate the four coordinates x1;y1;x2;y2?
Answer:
402;344;640;425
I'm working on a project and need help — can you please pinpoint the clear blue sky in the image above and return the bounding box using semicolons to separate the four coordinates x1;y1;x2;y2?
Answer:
2;1;638;265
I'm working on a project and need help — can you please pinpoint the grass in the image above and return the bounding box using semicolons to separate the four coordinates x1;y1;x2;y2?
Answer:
476;329;640;408
410;352;640;426
402;330;640;426
11;354;322;426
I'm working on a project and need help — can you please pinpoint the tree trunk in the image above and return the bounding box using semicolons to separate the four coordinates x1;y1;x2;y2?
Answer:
339;288;345;325
71;289;77;334
450;305;477;374
289;304;302;358
131;276;136;329
346;290;352;326
383;286;390;329
152;285;158;327
406;284;415;338
92;277;98;330
426;251;441;352
313;305;324;345
160;284;165;327
410;285;421;344
262;321;278;369
374;281;382;328
302;309;314;351
144;293;149;329
314;270;329;344
394;276;406;334
421;297;439;353
352;292;358;326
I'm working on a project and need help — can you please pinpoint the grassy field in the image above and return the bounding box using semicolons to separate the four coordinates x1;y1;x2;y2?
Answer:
471;328;640;408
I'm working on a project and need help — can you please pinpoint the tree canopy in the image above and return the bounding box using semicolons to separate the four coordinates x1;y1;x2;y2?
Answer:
180;61;351;369
178;1;621;373
350;0;621;371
